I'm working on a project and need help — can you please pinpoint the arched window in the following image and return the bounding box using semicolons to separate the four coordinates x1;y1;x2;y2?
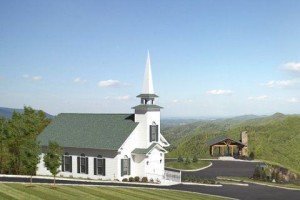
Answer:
150;122;159;142
77;153;88;174
94;155;105;176
62;152;72;172
121;156;130;176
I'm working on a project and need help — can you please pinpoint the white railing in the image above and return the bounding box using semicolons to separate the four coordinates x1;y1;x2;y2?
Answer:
164;168;181;183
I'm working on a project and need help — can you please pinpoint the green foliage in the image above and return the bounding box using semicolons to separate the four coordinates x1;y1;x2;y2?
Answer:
192;155;198;163
177;155;183;162
134;176;140;182
249;152;255;160
122;178;128;182
20;140;40;176
0;106;50;175
44;141;62;184
128;177;134;182
141;177;148;182
163;114;300;173
185;157;191;165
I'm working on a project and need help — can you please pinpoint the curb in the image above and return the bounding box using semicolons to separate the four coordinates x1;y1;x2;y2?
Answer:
182;182;222;187
180;162;213;172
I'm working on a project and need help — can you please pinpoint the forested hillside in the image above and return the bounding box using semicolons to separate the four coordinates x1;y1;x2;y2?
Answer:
162;113;300;173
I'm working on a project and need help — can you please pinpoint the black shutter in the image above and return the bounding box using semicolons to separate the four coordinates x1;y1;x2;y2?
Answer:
86;157;89;174
77;157;80;173
121;159;124;176
94;158;97;175
102;159;106;176
70;156;72;172
156;125;159;142
128;158;131;175
62;156;65;172
149;125;152;142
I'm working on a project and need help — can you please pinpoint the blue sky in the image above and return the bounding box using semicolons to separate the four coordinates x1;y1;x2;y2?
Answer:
1;0;300;117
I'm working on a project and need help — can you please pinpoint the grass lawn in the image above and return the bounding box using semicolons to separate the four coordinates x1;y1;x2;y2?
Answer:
0;183;226;200
166;160;211;170
217;176;300;190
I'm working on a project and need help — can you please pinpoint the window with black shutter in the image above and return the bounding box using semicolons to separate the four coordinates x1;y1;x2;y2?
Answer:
77;153;88;174
150;125;159;142
94;155;105;176
62;153;72;172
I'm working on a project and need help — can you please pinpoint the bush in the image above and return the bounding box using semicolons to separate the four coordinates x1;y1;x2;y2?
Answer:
134;176;140;182
192;155;198;163
177;156;184;162
149;178;154;183
249;152;255;160
141;177;148;182
185;157;191;165
128;177;134;182
122;178;128;182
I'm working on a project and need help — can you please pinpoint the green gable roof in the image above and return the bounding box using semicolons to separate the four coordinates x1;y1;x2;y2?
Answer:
131;143;166;155
37;113;138;150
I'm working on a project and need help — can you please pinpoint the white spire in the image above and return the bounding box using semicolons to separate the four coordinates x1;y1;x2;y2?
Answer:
142;51;154;94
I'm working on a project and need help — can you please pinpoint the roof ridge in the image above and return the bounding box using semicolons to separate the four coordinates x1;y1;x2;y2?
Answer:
59;113;132;115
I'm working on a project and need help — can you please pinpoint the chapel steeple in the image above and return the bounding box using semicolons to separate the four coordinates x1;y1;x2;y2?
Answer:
132;52;162;113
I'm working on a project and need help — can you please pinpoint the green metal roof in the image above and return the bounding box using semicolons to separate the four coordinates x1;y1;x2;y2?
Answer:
132;104;163;111
131;143;166;155
137;93;159;98
37;113;138;150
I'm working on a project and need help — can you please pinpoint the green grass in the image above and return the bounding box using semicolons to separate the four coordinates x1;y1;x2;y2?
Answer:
217;176;300;190
0;183;226;200
166;160;211;170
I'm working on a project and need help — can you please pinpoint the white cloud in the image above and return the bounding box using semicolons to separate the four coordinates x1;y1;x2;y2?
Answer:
32;76;42;81
73;77;87;84
98;80;121;88
22;74;42;81
172;99;193;104
263;79;299;88
287;97;299;103
283;62;300;73
248;95;268;101
206;89;233;95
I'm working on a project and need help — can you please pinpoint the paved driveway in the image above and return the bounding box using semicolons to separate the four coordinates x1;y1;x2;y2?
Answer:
182;160;261;179
1;176;300;200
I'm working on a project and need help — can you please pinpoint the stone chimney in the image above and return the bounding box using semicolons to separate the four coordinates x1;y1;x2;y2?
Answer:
241;131;248;156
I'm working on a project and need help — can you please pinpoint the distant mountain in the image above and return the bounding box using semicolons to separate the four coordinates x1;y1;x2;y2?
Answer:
162;113;300;173
0;107;53;119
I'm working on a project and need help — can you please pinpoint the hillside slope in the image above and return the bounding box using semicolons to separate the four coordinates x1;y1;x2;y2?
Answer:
163;114;300;173
0;107;53;118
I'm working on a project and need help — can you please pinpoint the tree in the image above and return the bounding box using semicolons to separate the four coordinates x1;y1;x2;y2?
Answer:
177;155;183;162
44;141;62;186
21;139;40;185
0;118;9;173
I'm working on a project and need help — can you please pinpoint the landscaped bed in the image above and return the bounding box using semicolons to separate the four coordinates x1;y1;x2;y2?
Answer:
0;183;226;200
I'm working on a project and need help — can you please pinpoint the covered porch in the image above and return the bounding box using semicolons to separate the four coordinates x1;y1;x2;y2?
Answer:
207;136;245;157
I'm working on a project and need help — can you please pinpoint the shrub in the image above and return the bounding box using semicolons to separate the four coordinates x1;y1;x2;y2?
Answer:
128;177;134;182
141;177;148;182
149;178;154;183
192;155;198;163
185;157;191;165
177;156;184;163
134;176;140;182
122;178;128;182
249;152;255;160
